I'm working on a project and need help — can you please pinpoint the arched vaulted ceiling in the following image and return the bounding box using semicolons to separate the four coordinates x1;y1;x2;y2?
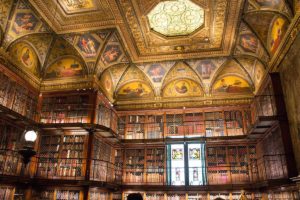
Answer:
0;0;299;107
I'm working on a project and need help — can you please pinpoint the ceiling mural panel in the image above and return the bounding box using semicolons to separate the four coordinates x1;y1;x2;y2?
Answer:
0;0;297;107
244;11;290;56
234;22;269;63
213;59;253;86
58;0;96;14
212;76;252;95
63;32;104;61
137;61;175;85
21;33;53;66
163;62;201;87
268;16;289;54
118;0;242;62
106;63;128;89
9;41;39;77
100;69;114;100
117;81;154;99
45;37;84;70
187;58;227;84
98;33;128;72
163;79;203;98
44;57;84;79
0;0;14;31
246;0;292;17
29;0;117;32
4;0;49;48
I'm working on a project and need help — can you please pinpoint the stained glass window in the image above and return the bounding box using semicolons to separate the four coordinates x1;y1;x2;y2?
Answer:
147;0;205;36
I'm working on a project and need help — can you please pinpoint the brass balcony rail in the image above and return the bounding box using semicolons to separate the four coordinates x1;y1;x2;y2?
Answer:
0;151;289;186
34;157;122;183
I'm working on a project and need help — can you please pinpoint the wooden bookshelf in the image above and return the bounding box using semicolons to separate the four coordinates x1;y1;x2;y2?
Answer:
145;192;165;200
166;193;186;200
184;112;205;137
89;190;110;200
37;134;87;179
0;71;38;120
146;115;163;139
0;122;23;176
124;149;145;183
0;186;14;200
145;147;164;184
56;190;81;200
205;112;224;137
166;114;184;136
224;111;244;136
126;115;145;139
90;136;114;181
40;94;91;124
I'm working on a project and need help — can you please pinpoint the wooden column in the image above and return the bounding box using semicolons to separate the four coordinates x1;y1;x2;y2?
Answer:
83;128;95;200
269;73;298;178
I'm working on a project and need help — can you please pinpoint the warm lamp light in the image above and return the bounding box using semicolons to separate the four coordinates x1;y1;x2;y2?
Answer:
24;130;37;142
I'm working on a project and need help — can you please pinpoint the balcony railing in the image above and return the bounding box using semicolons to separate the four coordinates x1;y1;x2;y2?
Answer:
0;151;289;186
34;157;122;183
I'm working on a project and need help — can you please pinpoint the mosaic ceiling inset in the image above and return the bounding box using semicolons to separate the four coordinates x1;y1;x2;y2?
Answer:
147;0;205;36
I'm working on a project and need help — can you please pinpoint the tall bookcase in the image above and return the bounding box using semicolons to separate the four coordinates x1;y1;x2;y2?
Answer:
37;134;87;179
204;112;224;137
145;147;164;184
123;147;165;184
224;111;243;136
0;122;23;176
124;149;145;183
0;71;38;120
126;116;145;139
40;94;92;124
90;136;113;181
184;112;205;136
166;114;184;136
147;115;163;139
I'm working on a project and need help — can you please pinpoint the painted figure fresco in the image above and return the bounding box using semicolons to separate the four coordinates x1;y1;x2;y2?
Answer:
239;34;258;53
12;13;38;34
117;82;152;98
100;71;113;98
255;0;281;8
63;0;94;10
270;17;287;54
213;76;251;94
77;34;100;57
10;42;39;76
147;64;166;82
101;44;122;65
196;60;216;79
163;79;202;97
45;58;83;79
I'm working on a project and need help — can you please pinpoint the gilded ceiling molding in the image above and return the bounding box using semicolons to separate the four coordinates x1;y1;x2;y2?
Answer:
117;0;242;62
114;96;253;110
40;76;94;92
28;0;121;34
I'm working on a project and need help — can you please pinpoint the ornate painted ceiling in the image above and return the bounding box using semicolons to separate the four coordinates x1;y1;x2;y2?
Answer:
0;0;300;109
